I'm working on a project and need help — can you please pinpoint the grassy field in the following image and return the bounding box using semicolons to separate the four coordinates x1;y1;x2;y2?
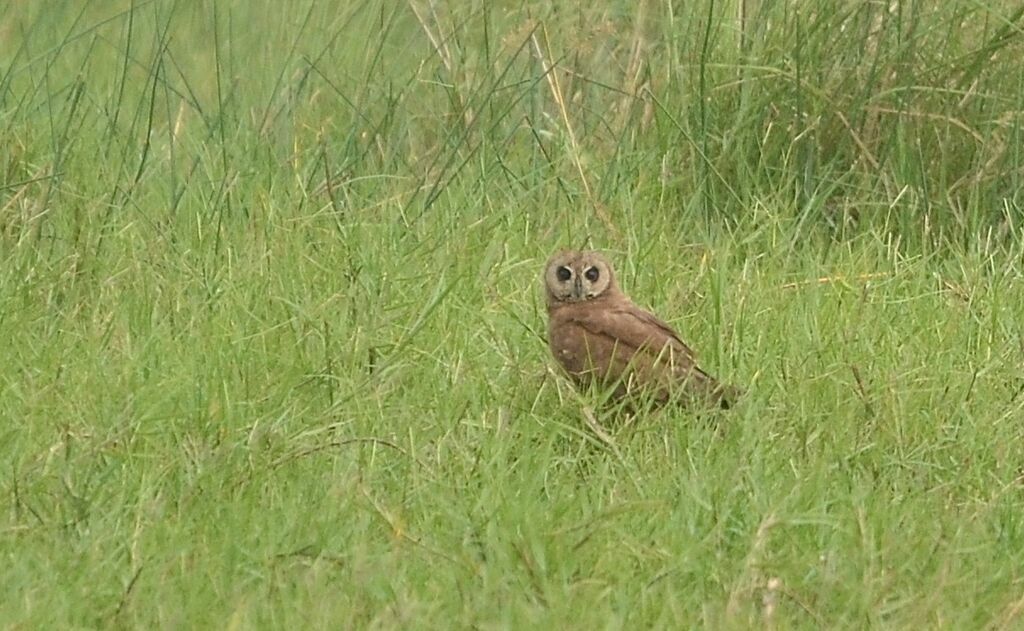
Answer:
3;0;1024;627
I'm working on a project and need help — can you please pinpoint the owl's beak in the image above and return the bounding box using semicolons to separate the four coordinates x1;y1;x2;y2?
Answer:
572;276;584;300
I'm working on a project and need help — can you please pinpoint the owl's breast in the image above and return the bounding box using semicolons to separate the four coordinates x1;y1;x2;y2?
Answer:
546;316;590;375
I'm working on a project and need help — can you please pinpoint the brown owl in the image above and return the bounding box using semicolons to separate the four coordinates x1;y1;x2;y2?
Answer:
544;250;741;408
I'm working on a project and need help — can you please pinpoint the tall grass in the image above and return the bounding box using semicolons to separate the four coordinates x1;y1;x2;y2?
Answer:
2;1;1023;627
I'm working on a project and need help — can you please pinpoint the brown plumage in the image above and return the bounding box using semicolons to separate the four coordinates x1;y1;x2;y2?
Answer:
543;250;741;408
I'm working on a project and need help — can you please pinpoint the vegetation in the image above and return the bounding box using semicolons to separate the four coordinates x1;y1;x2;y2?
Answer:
2;1;1023;627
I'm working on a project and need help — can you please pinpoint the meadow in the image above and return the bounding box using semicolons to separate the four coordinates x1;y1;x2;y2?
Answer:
2;1;1024;627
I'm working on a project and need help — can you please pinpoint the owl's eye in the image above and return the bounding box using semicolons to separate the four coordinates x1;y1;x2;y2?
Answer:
584;267;600;282
556;266;572;282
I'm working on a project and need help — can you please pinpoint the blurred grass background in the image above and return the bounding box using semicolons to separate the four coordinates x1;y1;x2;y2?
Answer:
2;1;1023;627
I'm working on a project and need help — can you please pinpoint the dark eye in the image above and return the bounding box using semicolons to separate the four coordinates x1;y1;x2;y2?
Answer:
584;267;600;282
556;266;572;282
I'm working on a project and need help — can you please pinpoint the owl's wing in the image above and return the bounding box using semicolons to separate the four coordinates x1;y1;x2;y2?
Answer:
570;302;735;404
616;305;700;360
572;303;698;363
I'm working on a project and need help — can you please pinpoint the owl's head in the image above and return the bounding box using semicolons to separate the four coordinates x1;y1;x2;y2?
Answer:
544;250;617;304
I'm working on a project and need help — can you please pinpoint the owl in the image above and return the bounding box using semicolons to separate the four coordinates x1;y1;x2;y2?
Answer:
543;250;741;409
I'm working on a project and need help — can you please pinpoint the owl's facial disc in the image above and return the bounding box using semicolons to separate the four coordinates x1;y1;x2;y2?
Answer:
545;251;614;304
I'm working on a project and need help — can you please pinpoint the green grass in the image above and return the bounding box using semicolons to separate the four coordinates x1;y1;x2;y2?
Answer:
2;0;1024;627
